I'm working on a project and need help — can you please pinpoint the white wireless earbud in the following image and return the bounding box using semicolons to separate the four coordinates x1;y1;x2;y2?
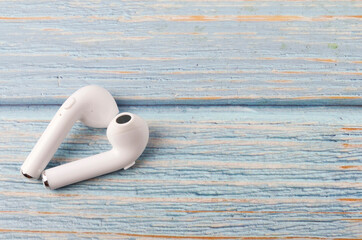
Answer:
41;112;149;190
21;85;119;179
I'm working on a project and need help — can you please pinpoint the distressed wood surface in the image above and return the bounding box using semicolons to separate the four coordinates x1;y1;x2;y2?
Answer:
0;0;361;239
0;106;361;239
0;0;361;106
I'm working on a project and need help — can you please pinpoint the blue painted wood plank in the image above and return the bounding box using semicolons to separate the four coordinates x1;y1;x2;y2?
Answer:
0;0;361;239
0;0;361;106
0;105;361;238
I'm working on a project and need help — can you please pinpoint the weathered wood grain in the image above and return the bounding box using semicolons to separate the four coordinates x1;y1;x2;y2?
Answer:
0;0;361;106
0;0;361;239
0;106;361;239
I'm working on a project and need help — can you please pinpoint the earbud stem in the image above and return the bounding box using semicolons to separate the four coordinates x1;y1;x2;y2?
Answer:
42;150;134;190
21;104;80;179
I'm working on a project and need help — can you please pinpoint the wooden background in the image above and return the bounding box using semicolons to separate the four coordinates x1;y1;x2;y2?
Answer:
0;0;361;239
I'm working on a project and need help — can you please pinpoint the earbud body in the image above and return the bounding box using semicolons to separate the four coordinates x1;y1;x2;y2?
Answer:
21;85;118;179
42;112;149;190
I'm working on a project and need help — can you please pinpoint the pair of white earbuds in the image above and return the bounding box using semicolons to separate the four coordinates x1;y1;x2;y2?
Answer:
20;85;149;190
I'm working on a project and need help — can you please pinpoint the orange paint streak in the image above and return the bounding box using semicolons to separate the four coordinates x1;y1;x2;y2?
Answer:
334;239;362;240
0;16;81;21
352;61;362;64
173;15;217;22
325;96;360;100
2;15;362;23
258;57;277;60
340;166;362;170
338;198;362;202
42;28;61;31
171;210;360;215
341;128;362;131
237;15;304;22
343;143;362;148
153;15;310;22
307;58;337;63
292;96;361;100
273;70;362;75
176;96;362;101
37;211;58;215
214;32;257;36
240;238;325;240
267;80;293;83
150;31;207;36
273;70;305;74
55;193;79;197
118;14;362;23
178;96;222;100
161;69;362;76
271;87;304;91
0;210;61;215
340;219;362;222
163;15;362;22
322;15;362;20
0;16;58;20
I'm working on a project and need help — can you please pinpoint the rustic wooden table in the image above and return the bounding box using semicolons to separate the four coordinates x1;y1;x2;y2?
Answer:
0;1;361;239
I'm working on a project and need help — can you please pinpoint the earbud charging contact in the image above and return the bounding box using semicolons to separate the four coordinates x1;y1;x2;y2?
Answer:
42;172;50;190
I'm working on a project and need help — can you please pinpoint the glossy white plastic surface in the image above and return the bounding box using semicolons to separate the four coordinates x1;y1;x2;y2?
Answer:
42;112;149;190
21;85;118;179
